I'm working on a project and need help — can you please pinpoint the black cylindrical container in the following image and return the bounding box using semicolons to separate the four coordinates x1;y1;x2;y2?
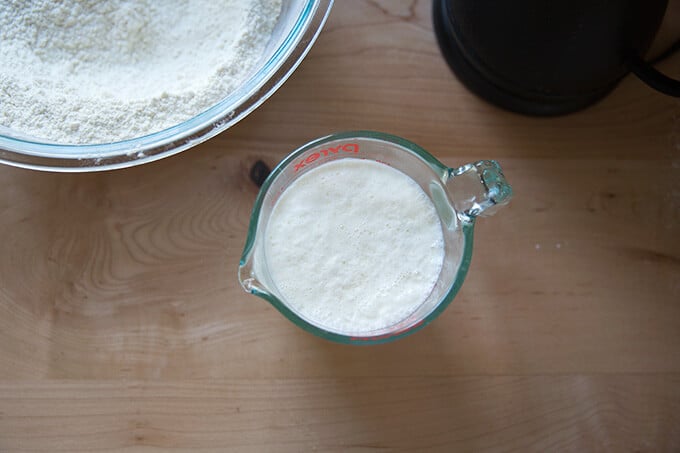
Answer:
433;0;677;115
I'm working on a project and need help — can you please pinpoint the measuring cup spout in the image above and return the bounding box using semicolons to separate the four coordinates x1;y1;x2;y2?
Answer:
238;254;260;293
238;237;271;296
446;160;512;219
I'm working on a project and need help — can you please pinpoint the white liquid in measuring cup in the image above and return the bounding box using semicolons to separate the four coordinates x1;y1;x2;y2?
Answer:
265;158;445;334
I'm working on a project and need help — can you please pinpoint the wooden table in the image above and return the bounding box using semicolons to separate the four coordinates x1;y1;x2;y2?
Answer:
1;1;679;451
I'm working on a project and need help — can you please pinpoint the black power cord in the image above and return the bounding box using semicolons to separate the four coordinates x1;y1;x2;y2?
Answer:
632;37;680;97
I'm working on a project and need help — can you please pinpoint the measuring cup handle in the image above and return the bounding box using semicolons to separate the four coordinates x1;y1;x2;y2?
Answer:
446;160;513;219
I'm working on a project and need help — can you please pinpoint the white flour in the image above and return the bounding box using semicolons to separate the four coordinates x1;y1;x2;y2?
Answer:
0;0;281;144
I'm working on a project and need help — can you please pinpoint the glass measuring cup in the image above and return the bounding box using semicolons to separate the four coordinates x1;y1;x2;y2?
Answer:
238;131;512;344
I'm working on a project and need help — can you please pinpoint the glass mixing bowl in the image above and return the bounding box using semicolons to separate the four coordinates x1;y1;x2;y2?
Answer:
0;0;333;172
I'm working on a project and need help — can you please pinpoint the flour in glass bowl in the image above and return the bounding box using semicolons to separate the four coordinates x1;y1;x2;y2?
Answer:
0;0;282;144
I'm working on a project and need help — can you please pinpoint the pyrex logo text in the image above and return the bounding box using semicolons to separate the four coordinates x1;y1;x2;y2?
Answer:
294;143;359;172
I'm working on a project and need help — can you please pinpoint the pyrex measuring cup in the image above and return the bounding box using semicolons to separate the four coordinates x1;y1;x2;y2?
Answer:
238;131;512;344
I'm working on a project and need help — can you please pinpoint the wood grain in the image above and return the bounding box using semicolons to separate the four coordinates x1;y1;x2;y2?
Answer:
0;377;679;452
1;0;679;451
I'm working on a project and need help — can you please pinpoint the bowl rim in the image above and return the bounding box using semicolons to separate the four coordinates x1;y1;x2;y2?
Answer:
0;0;334;172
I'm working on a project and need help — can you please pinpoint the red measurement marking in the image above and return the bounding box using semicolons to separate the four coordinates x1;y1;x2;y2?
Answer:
293;143;359;172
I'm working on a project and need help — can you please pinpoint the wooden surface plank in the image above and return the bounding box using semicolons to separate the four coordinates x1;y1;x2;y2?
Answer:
0;155;679;381
0;0;679;451
0;377;679;452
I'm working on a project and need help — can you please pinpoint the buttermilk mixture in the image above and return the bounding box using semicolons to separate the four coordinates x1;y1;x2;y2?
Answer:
265;158;446;334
